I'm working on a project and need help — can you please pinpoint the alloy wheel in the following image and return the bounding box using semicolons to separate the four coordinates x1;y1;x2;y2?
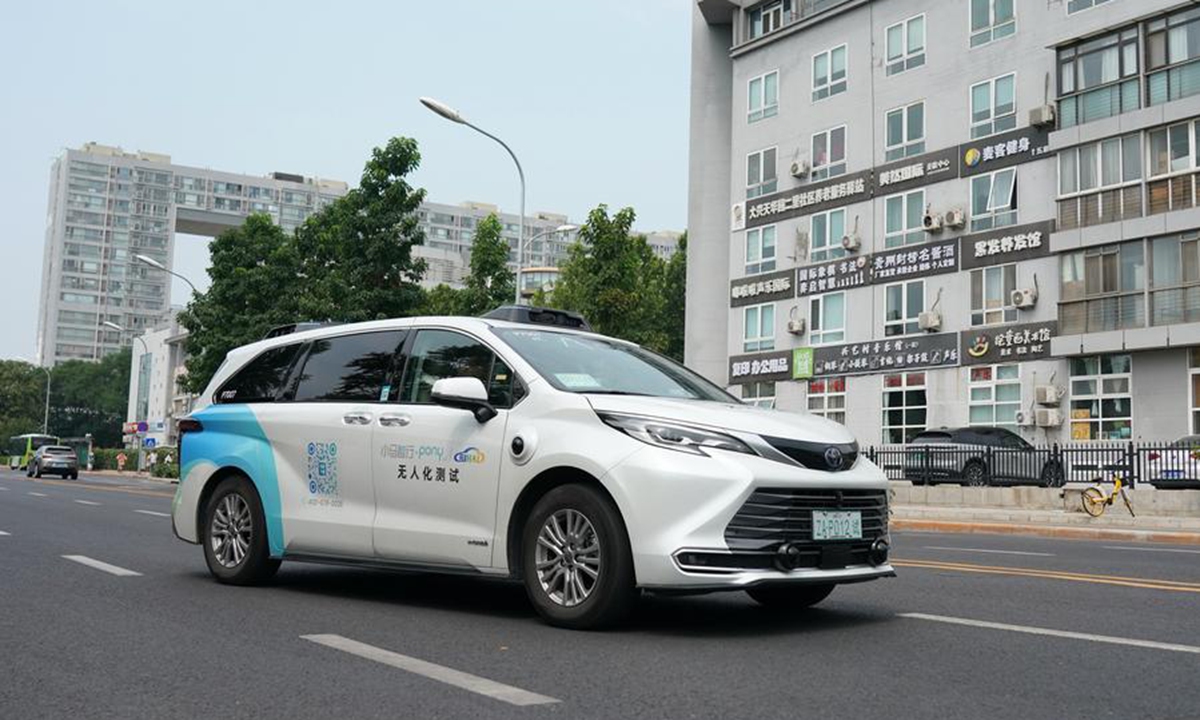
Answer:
535;509;601;607
210;493;253;569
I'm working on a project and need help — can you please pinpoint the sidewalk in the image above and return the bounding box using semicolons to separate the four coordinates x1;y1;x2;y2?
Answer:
892;505;1200;545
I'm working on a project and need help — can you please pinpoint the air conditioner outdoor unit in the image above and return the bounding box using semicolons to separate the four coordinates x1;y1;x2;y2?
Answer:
841;233;861;252
787;317;806;335
1035;384;1063;406
944;208;967;229
922;212;943;233
918;311;942;331
1035;408;1063;427
1011;288;1038;309
1029;104;1056;128
790;160;811;178
1015;411;1034;427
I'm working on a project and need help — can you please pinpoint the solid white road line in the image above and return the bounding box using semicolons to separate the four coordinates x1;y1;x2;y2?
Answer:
27;492;47;497
61;555;142;577
300;634;559;707
900;613;1200;655
134;510;171;518
74;499;101;506
923;546;1055;557
1102;545;1200;555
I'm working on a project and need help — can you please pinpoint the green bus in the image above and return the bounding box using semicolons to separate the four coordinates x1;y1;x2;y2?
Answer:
7;434;57;470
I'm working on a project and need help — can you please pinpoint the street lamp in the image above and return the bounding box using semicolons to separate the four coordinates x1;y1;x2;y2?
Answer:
134;253;198;295
420;96;526;304
104;321;152;472
519;224;578;296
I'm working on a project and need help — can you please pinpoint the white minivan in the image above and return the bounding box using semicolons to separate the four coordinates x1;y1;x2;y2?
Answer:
172;311;893;628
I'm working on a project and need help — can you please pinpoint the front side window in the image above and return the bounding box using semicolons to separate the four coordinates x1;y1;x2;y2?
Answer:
882;372;927;443
747;147;778;199
970;73;1016;139
885;189;925;247
809;292;846;345
812;44;848;101
970;0;1015;48
400;329;517;408
742;381;776;408
807;377;846;423
494;328;733;402
884;280;924;336
885;101;925;161
746;225;777;275
748;70;779;123
971;168;1017;231
216;343;303;404
743;303;776;352
811;126;847;180
886;15;925;76
1069;355;1132;440
292;331;407;403
810;209;847;262
971;264;1017;325
969;364;1021;430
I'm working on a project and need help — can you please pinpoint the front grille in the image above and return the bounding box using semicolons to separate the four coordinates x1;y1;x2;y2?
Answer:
764;436;858;471
724;488;888;557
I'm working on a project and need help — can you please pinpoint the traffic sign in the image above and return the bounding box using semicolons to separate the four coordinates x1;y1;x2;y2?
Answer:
136;421;148;433
143;438;157;449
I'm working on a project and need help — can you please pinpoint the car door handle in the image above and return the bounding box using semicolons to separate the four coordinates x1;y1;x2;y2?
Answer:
378;413;411;428
342;412;373;426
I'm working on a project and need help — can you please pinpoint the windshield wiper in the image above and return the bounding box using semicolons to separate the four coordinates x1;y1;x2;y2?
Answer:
577;390;654;396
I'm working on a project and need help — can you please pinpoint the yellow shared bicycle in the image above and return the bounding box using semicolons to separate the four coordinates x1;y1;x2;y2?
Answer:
1081;473;1136;518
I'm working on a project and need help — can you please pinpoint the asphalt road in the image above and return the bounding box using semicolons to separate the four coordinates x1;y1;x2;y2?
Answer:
2;468;1199;720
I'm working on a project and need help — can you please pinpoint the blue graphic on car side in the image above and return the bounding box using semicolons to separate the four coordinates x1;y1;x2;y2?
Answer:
181;404;285;558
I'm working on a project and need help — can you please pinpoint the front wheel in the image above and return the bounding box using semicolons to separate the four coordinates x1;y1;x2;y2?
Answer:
202;475;280;585
521;484;636;630
963;461;989;487
1040;462;1064;488
747;583;835;609
1081;487;1107;517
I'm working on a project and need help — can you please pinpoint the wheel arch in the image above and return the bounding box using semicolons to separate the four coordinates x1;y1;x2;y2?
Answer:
195;465;282;557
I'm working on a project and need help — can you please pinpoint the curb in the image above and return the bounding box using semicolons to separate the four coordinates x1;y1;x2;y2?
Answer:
891;518;1200;546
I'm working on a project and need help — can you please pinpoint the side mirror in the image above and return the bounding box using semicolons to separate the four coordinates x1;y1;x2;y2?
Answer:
430;377;497;423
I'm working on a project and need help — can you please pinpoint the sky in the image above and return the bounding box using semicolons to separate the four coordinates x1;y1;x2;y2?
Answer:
0;0;691;361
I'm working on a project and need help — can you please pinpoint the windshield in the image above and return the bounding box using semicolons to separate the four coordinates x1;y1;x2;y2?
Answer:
44;446;74;455
494;328;736;402
1171;436;1200;448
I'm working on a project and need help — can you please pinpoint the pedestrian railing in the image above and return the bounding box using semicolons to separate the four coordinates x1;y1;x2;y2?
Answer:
863;441;1200;489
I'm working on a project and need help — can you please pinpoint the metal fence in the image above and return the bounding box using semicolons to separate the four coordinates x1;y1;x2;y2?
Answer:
864;442;1200;489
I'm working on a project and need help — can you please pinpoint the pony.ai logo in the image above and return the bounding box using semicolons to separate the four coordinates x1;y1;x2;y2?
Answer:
453;447;486;464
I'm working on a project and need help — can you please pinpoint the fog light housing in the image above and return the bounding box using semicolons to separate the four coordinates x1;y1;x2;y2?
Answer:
869;537;890;566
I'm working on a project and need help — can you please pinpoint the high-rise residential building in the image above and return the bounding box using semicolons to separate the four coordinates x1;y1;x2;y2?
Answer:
36;143;349;366
689;0;1200;444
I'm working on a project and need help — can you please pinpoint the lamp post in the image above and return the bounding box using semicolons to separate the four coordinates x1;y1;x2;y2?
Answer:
420;96;526;304
134;253;198;296
104;321;151;473
519;224;578;297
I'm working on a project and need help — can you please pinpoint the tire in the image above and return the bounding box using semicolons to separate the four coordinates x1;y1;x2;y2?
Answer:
69;472;79;480
747;583;835;609
1081;487;1107;517
202;475;280;585
521;484;636;630
33;464;42;479
963;460;988;487
1040;462;1064;489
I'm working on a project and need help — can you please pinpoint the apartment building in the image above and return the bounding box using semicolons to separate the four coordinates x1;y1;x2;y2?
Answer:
688;0;1200;444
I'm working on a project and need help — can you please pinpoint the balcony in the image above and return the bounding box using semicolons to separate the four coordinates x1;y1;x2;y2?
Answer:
739;0;854;48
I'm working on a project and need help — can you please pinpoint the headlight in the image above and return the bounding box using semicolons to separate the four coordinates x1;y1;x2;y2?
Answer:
597;412;756;456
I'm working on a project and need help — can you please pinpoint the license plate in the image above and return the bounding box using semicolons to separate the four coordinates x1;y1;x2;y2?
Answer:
812;510;862;541
1162;470;1184;479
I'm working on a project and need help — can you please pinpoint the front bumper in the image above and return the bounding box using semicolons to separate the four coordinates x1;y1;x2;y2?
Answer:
603;445;895;590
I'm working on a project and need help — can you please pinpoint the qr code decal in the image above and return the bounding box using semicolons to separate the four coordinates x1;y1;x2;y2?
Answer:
306;441;340;498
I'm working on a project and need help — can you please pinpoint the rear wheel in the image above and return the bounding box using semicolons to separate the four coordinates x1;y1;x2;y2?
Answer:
747;583;835;609
963;460;988;487
1040;461;1064;488
202;475;279;585
521;484;636;630
1081;487;1107;517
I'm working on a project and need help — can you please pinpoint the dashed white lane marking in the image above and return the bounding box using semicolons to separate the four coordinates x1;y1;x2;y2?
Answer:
301;634;559;706
0;531;9;536
27;492;47;497
61;555;142;577
74;499;101;506
0;486;9;490
134;510;171;518
900;613;1200;655
1102;545;1200;555
923;546;1055;557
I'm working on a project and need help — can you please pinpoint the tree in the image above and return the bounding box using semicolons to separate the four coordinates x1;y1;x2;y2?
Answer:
179;137;429;393
458;213;515;316
421;283;464;316
660;232;687;361
0;360;46;444
49;348;131;447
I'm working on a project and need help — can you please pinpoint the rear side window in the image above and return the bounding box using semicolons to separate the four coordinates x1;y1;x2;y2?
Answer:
216;343;302;404
911;432;951;444
400;329;521;408
292;331;407;403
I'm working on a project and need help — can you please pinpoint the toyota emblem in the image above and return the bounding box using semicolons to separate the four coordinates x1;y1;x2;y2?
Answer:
824;446;843;470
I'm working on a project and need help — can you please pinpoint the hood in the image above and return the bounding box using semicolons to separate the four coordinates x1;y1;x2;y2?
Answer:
584;395;857;445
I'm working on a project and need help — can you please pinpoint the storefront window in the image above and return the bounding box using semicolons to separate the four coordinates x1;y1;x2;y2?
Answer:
968;365;1020;430
882;372;926;443
807;377;846;423
742;381;776;409
1069;354;1132;440
1191;348;1200;433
